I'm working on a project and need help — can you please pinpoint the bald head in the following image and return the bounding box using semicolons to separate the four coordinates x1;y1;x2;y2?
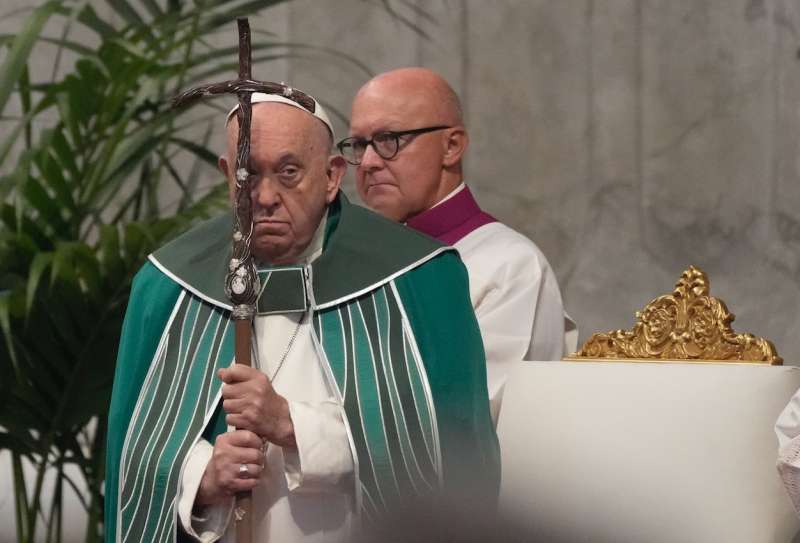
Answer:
348;67;469;222
355;67;463;127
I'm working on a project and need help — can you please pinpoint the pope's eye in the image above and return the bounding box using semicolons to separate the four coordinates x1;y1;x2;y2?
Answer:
278;165;302;185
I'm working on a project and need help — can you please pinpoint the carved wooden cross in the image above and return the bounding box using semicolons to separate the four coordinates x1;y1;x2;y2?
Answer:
171;18;315;543
172;18;316;315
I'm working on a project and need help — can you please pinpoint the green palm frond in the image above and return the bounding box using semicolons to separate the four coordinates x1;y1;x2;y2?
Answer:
0;1;60;117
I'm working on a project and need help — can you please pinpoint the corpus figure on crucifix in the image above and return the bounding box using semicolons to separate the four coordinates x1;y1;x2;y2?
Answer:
105;18;499;543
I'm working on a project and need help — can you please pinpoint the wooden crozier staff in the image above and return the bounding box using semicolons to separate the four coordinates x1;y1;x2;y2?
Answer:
172;17;317;543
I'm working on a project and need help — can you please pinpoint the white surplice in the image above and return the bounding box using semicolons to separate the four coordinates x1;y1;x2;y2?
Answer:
410;183;577;424
177;213;357;543
455;221;577;424
775;391;800;514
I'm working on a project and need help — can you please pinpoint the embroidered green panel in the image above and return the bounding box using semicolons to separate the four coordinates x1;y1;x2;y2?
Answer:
118;282;442;541
256;267;306;314
314;284;440;519
118;294;233;543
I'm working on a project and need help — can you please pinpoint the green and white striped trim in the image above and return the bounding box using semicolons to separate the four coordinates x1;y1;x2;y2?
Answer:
118;277;442;540
117;292;234;543
313;281;442;520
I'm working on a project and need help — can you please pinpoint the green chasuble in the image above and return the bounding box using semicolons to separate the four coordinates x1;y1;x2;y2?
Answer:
105;195;500;543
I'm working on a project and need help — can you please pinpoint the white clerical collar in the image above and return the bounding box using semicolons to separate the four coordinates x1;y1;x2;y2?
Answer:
431;182;466;210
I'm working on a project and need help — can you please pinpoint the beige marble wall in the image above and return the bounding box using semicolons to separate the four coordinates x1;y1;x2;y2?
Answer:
286;0;800;365
2;0;798;362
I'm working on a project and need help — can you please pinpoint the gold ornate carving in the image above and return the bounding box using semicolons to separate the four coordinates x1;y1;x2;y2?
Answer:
569;266;782;365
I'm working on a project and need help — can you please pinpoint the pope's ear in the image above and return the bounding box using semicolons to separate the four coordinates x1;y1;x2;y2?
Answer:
325;154;347;203
218;155;230;178
442;126;468;168
219;155;236;201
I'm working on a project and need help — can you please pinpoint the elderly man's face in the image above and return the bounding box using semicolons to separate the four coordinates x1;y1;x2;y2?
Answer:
349;86;450;223
221;103;343;265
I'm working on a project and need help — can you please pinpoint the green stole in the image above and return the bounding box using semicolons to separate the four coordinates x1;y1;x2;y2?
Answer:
112;196;494;543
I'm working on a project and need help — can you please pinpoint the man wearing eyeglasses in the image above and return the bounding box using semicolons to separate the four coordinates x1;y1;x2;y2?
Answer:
341;67;577;424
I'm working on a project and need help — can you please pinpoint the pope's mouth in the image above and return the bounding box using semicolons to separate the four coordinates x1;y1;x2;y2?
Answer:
253;221;290;235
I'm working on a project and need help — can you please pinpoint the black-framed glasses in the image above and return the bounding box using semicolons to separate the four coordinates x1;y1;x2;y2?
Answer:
337;125;451;165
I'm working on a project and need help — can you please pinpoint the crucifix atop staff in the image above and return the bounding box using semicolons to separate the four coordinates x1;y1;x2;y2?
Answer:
173;17;318;317
172;17;315;543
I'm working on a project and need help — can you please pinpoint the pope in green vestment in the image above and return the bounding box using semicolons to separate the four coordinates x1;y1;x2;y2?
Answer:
104;93;499;543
